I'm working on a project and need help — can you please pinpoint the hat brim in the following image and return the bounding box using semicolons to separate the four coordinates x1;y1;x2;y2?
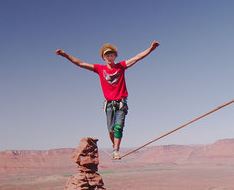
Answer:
103;49;116;55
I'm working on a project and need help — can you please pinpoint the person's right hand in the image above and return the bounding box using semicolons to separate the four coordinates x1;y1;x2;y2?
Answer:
56;49;65;56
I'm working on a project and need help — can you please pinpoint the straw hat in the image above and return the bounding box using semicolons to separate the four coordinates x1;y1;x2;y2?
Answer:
100;43;118;59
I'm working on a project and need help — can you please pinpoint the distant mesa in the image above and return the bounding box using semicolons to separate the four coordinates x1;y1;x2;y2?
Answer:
0;138;234;174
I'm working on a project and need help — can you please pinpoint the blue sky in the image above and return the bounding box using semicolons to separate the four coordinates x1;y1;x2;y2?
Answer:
0;0;234;150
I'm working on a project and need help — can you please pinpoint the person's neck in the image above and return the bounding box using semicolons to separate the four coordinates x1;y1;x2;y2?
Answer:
107;62;115;69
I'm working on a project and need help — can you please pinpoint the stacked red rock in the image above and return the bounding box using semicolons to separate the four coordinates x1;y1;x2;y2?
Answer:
64;137;106;190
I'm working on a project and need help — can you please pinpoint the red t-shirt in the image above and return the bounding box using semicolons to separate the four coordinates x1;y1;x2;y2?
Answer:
93;61;128;101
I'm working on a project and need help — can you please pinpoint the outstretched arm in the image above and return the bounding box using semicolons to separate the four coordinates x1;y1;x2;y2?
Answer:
125;40;160;68
55;49;94;71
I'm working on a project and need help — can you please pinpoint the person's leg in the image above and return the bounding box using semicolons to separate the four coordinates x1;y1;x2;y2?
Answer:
112;109;127;159
109;132;114;146
106;100;128;159
114;136;122;151
106;104;115;146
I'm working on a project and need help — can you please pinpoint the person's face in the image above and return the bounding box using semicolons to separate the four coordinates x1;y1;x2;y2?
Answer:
103;52;117;64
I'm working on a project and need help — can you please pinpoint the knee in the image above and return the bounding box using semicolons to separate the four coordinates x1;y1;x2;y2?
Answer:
113;124;123;139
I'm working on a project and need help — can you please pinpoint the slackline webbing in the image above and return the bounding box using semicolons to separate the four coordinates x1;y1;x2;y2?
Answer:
120;99;234;159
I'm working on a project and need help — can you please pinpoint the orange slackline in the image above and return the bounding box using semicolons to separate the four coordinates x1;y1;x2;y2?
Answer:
120;99;234;159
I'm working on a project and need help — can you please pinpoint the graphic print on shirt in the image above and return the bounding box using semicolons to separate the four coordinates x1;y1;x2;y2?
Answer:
103;70;121;84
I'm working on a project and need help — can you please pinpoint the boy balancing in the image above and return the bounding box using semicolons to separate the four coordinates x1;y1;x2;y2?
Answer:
56;40;160;159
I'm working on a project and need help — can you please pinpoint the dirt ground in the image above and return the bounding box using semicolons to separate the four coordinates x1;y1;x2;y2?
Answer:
1;163;234;190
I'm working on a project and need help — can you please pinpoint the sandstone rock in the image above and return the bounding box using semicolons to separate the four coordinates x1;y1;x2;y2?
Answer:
64;137;106;190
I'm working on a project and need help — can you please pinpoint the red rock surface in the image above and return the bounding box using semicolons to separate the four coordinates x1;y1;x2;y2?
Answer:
64;137;106;190
0;148;75;174
1;138;234;174
1;138;234;190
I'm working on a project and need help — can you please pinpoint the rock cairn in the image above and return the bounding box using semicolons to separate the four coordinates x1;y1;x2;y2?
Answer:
64;137;106;190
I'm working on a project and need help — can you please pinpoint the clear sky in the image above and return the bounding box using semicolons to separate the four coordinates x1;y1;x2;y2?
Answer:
0;0;234;150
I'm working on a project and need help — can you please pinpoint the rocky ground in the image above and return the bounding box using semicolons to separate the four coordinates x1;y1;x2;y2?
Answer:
1;138;234;190
1;163;234;190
